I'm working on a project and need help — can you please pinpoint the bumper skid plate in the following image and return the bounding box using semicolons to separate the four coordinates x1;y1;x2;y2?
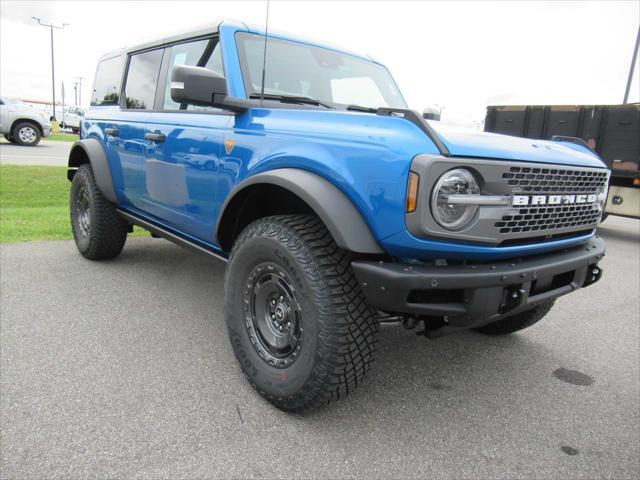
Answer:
352;237;605;331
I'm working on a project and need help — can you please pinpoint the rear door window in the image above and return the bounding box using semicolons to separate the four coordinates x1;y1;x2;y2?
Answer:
91;56;123;106
124;49;164;110
162;37;224;111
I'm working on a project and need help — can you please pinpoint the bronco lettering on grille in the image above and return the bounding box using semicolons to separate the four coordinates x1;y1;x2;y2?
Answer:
512;194;598;207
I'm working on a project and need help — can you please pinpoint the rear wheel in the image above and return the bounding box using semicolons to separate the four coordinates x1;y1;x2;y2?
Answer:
475;300;555;335
70;164;128;260
224;215;379;412
11;122;41;146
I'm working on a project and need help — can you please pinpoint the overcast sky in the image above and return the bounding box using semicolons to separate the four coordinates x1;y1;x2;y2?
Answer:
1;0;638;126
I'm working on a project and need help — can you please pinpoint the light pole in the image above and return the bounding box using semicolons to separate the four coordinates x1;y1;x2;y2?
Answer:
75;76;85;106
623;26;640;104
32;17;69;121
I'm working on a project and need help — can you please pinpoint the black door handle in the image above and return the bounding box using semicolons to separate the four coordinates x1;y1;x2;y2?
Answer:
105;127;119;136
145;132;166;143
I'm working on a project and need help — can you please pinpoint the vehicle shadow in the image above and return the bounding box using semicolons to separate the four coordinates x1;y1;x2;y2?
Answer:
115;238;564;427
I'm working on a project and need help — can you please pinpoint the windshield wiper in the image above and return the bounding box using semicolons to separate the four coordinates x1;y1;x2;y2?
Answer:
249;93;334;109
346;104;378;113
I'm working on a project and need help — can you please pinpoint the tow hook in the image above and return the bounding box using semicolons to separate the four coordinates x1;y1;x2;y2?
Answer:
584;264;603;286
499;286;527;314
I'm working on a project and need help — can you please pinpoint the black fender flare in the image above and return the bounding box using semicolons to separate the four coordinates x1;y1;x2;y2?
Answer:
217;169;384;254
67;138;118;204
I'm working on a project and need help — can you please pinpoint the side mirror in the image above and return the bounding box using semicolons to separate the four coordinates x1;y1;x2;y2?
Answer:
422;106;441;121
170;65;250;113
170;65;228;106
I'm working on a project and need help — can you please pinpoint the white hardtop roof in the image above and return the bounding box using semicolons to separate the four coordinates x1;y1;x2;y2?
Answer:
97;19;226;61
97;19;376;63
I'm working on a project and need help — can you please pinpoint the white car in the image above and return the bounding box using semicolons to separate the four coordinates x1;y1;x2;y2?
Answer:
0;96;52;146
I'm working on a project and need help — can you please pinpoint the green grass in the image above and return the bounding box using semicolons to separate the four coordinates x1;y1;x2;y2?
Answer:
47;133;79;142
0;165;145;243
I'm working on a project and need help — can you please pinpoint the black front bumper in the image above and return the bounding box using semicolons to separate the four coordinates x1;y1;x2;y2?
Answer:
352;237;605;330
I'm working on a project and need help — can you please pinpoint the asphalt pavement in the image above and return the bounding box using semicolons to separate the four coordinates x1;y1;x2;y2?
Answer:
0;137;72;166
1;216;638;479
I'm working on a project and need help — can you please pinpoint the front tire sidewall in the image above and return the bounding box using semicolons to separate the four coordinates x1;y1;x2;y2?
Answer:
225;234;323;399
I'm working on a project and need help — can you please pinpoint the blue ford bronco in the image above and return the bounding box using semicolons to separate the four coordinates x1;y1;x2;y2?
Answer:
68;20;608;411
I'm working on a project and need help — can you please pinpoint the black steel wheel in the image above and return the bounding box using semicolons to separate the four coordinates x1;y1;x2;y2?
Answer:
245;264;302;366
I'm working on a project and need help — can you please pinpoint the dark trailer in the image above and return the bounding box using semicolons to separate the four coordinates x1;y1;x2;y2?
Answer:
484;104;640;219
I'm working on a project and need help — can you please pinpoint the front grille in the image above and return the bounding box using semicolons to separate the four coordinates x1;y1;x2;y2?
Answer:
503;166;608;193
494;165;607;236
495;204;601;234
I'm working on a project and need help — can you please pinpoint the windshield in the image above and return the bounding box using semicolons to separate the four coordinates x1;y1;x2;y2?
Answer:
235;32;407;110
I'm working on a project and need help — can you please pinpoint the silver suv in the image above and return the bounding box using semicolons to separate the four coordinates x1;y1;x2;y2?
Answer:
0;96;52;146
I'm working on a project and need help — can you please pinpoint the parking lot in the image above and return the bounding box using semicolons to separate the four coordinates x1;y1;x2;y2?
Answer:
0;215;638;478
0;137;71;166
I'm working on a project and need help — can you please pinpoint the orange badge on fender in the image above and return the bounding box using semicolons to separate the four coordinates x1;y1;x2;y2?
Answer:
224;139;235;155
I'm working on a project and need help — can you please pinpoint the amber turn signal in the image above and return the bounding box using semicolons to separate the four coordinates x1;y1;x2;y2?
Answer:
406;172;420;213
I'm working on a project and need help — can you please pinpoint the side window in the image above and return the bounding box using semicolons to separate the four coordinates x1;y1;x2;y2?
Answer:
124;49;163;110
91;56;123;106
163;38;224;111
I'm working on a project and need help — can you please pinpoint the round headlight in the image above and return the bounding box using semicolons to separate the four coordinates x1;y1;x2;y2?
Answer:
431;168;480;230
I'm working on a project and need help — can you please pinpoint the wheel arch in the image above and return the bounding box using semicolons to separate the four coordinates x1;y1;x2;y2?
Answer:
216;169;383;254
67;138;118;203
10;118;43;137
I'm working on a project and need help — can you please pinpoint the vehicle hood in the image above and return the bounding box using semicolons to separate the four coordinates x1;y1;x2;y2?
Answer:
5;103;48;120
430;123;606;168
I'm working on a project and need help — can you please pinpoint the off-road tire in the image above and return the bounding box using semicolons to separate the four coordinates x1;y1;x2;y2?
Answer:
475;300;555;335
70;164;128;260
224;215;379;412
11;121;41;146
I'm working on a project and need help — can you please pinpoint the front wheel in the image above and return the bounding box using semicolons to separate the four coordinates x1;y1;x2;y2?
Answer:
474;300;555;335
224;215;379;412
11;122;41;146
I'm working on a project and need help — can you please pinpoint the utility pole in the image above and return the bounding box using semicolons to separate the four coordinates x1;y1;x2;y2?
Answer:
623;26;640;104
73;81;78;106
75;77;85;106
32;17;69;121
